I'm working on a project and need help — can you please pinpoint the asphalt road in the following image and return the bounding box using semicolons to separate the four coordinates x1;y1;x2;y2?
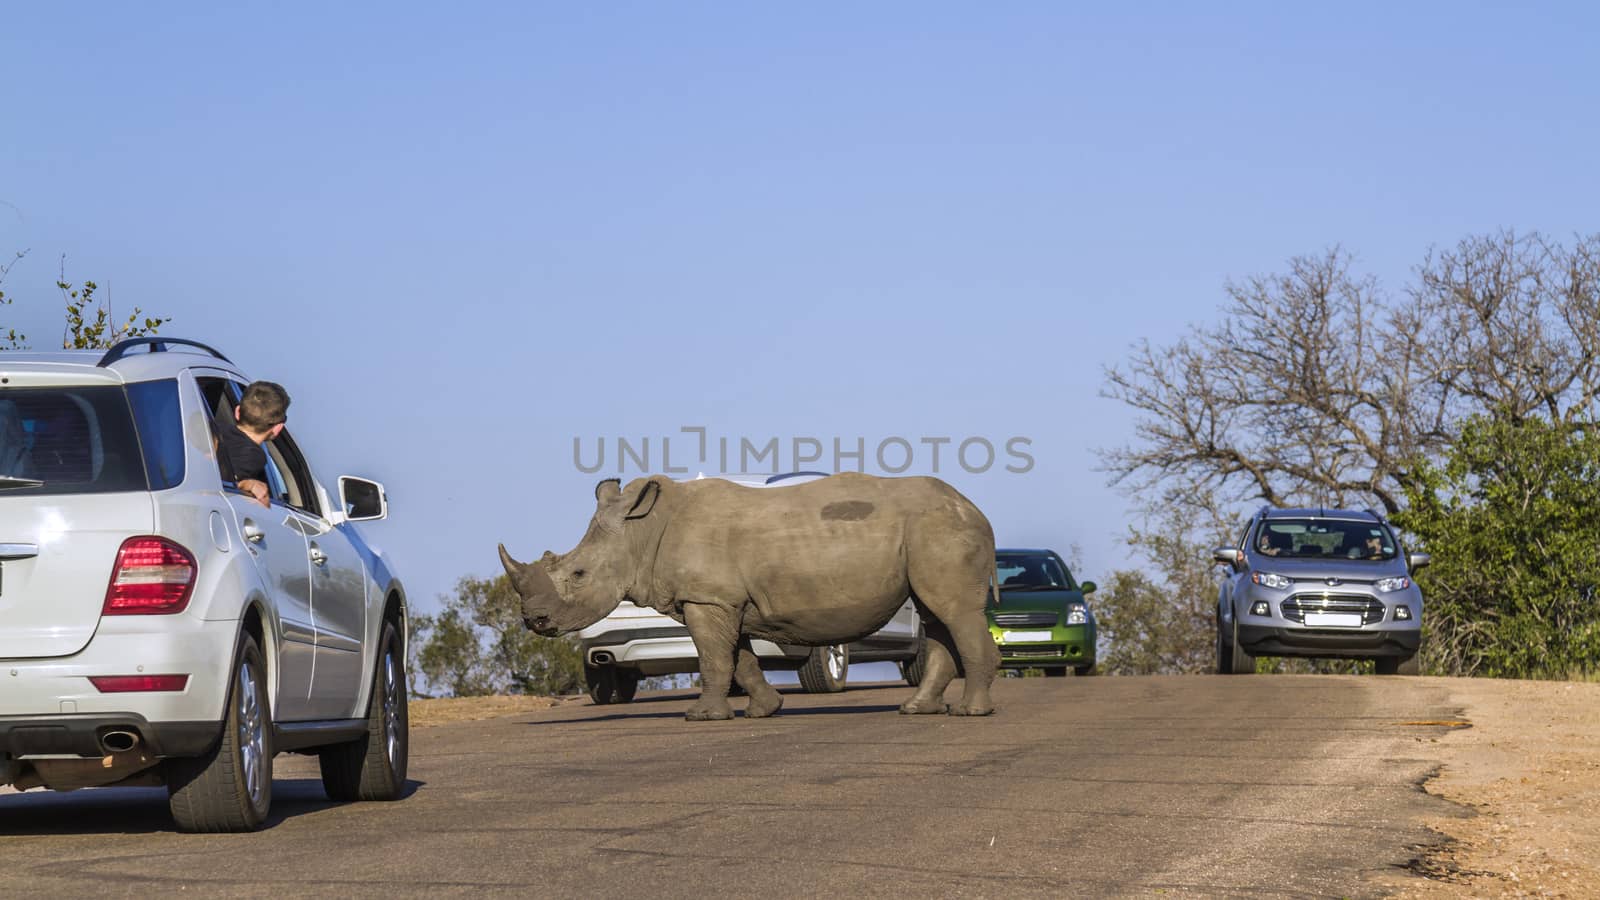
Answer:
0;675;1468;898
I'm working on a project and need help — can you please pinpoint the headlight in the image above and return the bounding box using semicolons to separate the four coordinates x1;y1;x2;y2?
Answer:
1251;571;1292;590
1376;576;1411;593
1066;605;1088;625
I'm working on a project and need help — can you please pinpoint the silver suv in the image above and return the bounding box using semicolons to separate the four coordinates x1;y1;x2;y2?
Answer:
1213;507;1428;675
1;338;409;831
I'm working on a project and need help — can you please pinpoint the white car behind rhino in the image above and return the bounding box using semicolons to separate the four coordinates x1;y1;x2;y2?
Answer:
1;338;409;832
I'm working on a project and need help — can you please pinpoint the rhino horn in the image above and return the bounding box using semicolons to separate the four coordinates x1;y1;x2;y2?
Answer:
498;543;525;576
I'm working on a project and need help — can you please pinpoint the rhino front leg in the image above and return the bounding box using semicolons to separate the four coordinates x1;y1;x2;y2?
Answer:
683;602;739;721
735;638;784;718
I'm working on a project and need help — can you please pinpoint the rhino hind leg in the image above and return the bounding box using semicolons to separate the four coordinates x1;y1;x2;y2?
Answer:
942;607;999;715
735;639;784;718
683;602;737;721
899;614;956;715
906;537;1000;717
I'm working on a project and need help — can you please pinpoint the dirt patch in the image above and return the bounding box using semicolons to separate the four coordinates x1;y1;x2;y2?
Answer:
1390;678;1600;899
408;694;576;728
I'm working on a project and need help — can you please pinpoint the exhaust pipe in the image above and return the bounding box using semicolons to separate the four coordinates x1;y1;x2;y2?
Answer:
590;650;615;665
99;730;140;754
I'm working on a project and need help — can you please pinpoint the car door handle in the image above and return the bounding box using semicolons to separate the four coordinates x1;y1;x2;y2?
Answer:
0;543;40;560
242;522;265;544
309;546;328;566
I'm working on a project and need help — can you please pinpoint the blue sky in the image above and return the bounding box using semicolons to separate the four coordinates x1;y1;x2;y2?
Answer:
4;3;1598;618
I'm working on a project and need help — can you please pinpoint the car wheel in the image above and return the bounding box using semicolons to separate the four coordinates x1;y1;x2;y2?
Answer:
586;664;618;705
1045;667;1068;678
1074;664;1097;676
1375;655;1420;676
166;634;273;833
319;620;410;802
1215;609;1234;674
900;635;928;687
798;643;849;693
614;669;640;703
1228;612;1255;675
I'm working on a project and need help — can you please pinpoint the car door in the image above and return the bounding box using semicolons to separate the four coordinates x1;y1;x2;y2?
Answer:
875;598;920;644
265;430;368;720
194;375;318;721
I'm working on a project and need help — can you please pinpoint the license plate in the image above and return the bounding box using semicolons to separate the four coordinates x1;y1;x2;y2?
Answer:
1000;630;1053;643
1304;612;1362;627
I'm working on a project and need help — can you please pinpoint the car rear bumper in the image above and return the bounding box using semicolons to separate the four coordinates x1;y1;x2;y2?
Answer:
0;617;239;730
1237;623;1421;659
0;713;219;759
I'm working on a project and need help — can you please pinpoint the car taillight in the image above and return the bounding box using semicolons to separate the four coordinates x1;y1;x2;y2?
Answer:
89;675;190;692
103;537;197;615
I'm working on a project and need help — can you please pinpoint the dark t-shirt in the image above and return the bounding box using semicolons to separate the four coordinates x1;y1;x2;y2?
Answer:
216;413;267;485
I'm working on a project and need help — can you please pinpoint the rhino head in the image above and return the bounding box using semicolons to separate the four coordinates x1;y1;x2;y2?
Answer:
500;477;663;636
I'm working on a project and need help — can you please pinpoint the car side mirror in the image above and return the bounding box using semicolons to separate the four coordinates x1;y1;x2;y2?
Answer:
1407;552;1431;571
1212;547;1244;570
339;476;388;521
1079;580;1097;595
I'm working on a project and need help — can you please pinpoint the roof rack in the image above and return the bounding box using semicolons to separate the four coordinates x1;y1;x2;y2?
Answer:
97;338;232;368
765;471;832;485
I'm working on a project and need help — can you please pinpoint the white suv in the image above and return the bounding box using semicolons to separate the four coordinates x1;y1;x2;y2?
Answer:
576;472;927;704
0;338;409;832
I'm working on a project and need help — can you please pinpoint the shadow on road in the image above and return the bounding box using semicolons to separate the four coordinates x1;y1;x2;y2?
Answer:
526;703;904;725
0;777;425;835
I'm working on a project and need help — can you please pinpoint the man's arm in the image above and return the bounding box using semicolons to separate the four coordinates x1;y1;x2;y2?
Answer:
237;478;271;508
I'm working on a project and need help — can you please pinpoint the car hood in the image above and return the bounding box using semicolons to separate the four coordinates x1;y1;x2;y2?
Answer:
1248;556;1409;581
991;587;1086;612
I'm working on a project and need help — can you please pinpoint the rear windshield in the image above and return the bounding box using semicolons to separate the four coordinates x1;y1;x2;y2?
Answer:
1253;519;1397;561
0;386;149;495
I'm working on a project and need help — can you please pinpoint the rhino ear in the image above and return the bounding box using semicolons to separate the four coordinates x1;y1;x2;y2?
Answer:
623;479;661;520
595;478;622;503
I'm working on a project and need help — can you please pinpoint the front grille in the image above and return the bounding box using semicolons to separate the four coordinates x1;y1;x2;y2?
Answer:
993;612;1060;627
1281;593;1385;625
1002;645;1066;659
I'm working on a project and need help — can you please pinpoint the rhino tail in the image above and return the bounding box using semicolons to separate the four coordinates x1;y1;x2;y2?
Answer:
990;557;1000;608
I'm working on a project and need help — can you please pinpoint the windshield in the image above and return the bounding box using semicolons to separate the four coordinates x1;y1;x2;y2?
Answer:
1252;519;1397;561
0;386;149;495
997;553;1075;590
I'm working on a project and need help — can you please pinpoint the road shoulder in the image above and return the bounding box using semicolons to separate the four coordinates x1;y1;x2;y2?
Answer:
1391;678;1600;897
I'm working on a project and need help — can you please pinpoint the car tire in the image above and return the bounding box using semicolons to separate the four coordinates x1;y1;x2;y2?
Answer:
900;635;928;687
1228;612;1255;675
166;634;272;833
1045;667;1067;678
798;643;848;693
1074;664;1096;676
614;669;640;703
1215;608;1234;674
319;620;409;802
1376;654;1420;676
586;664;618;705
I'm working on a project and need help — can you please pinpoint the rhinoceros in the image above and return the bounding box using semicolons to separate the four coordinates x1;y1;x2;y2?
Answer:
499;472;1000;720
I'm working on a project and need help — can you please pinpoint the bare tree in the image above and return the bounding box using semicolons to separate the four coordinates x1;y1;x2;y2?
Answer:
1102;232;1600;518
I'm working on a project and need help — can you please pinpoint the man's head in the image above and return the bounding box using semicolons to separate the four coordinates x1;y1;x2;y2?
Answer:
236;381;291;439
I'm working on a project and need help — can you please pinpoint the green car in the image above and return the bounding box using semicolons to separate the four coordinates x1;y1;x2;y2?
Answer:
989;548;1097;676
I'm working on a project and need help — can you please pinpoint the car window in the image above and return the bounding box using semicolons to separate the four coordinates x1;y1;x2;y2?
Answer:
0;386;147;495
266;429;322;517
194;376;246;489
1253;519;1397;561
996;553;1075;589
126;379;185;490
